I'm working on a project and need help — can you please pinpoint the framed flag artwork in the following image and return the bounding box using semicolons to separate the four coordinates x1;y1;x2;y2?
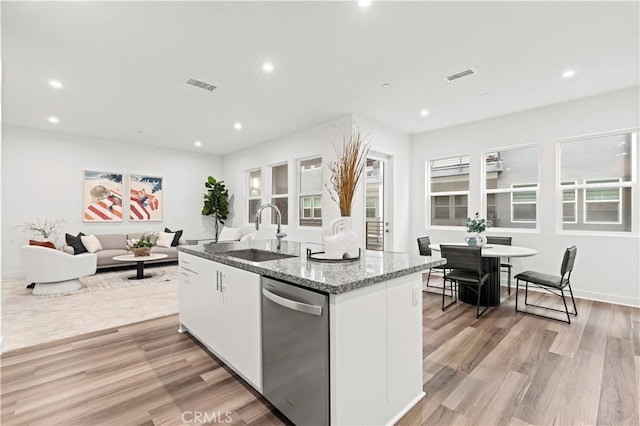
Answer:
129;174;163;221
83;171;124;222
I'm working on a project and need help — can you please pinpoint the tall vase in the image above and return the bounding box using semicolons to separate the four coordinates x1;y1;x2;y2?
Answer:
325;216;360;259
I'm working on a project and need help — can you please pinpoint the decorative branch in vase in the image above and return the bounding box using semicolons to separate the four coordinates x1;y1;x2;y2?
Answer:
18;218;67;241
324;127;370;259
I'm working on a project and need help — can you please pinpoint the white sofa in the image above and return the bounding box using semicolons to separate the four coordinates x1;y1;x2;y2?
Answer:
20;245;97;295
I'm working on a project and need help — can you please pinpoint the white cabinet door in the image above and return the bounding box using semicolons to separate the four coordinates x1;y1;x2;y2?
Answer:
178;266;198;333
196;259;224;355
219;262;262;389
386;273;423;417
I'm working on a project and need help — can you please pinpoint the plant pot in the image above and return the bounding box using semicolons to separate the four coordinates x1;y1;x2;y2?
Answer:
465;233;486;247
132;247;151;257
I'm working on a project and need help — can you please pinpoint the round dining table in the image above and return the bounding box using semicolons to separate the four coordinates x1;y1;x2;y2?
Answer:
428;243;538;306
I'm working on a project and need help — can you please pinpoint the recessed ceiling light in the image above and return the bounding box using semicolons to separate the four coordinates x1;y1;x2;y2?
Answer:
194;140;202;147
382;83;391;88
420;109;429;117
562;70;576;78
48;116;59;124
358;0;372;8
234;122;243;130
49;80;63;89
262;62;274;73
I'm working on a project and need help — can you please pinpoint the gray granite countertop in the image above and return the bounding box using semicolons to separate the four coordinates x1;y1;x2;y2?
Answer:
178;240;446;294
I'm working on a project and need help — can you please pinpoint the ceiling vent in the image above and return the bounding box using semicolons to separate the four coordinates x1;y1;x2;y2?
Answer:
186;78;217;92
444;68;475;82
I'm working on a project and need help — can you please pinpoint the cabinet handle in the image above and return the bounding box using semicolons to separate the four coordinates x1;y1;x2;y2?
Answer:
216;271;220;291
220;272;225;292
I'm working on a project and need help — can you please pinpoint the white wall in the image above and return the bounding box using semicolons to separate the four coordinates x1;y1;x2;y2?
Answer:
222;115;412;250
410;87;640;307
1;125;223;278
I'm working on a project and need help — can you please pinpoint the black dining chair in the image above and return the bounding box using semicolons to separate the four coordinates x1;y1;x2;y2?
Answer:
485;236;513;295
440;244;491;319
514;246;578;324
417;236;447;291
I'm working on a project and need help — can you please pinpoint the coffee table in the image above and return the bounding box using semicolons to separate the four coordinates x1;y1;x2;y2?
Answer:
112;253;169;280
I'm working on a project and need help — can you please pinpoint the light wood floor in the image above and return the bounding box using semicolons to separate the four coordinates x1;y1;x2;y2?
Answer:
1;279;638;426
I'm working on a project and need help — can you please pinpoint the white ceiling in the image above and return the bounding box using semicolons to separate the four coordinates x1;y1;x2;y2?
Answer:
2;1;639;155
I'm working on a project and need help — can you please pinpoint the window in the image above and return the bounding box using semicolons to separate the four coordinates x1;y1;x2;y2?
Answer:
511;183;537;222
584;178;621;224
299;157;322;227
300;196;322;222
428;155;469;226
559;131;635;232
247;169;262;224
271;163;288;225
561;181;577;223
484;145;539;229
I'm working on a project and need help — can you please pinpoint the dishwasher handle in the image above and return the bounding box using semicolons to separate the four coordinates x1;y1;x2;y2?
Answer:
262;288;323;316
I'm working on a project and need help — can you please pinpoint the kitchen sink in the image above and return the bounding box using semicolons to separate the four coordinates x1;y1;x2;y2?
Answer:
222;249;297;262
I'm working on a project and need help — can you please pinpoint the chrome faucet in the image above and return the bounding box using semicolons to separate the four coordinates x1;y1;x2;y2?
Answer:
255;203;287;251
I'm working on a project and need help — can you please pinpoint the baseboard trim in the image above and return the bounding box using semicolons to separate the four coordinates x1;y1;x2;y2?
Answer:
386;391;426;426
502;283;640;308
2;271;24;280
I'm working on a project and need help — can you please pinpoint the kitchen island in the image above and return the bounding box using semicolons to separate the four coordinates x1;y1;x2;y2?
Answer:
178;240;445;426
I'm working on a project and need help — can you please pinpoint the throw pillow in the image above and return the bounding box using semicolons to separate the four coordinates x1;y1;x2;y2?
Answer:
29;239;56;249
80;234;103;253
65;232;88;255
218;226;242;241
156;231;175;248
164;227;183;247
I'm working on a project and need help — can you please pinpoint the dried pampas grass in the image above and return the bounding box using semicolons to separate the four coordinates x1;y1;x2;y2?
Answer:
327;128;370;216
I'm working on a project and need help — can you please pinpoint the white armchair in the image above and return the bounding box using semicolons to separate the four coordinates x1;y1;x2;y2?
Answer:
19;246;97;295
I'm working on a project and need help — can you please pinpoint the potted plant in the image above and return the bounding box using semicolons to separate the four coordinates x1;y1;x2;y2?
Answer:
324;127;370;258
126;231;158;257
465;212;487;247
202;176;229;242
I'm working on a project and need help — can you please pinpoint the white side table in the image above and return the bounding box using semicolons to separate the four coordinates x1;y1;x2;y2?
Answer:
112;253;168;280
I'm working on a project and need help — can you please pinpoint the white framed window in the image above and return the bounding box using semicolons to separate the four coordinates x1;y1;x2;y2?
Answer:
558;130;636;233
511;183;537;223
298;157;322;227
300;195;322;222
484;145;539;229
583;178;622;224
561;181;577;223
247;168;262;224
270;163;288;225
427;155;469;226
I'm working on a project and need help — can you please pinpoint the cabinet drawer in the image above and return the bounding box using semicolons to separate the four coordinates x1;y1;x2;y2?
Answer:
179;252;207;271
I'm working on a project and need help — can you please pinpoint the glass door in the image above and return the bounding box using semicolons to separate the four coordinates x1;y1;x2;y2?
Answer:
365;156;388;251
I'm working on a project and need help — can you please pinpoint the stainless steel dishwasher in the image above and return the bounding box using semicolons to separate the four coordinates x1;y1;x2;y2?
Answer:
262;277;329;426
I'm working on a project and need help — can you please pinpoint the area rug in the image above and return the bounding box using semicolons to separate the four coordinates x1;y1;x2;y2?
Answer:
35;265;178;298
2;266;178;351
